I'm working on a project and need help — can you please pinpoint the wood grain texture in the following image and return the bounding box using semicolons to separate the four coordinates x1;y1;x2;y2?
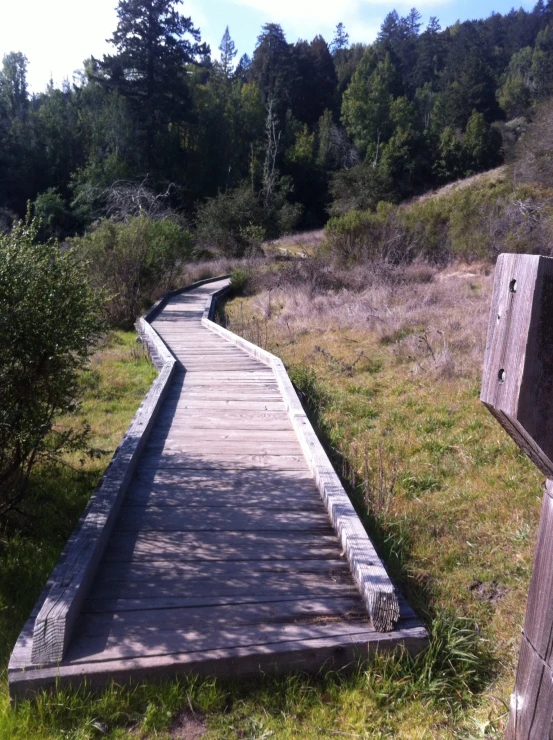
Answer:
505;635;553;740
481;253;553;476
29;332;176;666
481;255;553;740
10;624;427;700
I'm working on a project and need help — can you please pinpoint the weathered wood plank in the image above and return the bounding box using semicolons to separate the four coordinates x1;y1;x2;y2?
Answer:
520;482;553;662
94;558;348;582
481;253;553;477
143;441;303;456
132;466;313;484
138;454;310;470
201;316;401;632
77;597;366;637
30;338;177;666
103;530;341;562
86;574;358;602
505;635;553;740
83;592;361;614
114;506;333;532
147;431;297;443
67;619;380;663
10;624;428;700
169;400;287;410
121;485;323;508
154;417;294;431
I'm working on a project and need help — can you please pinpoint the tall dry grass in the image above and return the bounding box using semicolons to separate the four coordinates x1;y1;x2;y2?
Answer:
244;259;493;381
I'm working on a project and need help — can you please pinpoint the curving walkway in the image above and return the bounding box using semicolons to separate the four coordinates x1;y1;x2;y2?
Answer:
9;278;426;697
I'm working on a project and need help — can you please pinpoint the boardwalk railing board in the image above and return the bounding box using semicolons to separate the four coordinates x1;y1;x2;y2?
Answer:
202;292;401;632
27;297;182;666
480;253;553;739
28;279;233;666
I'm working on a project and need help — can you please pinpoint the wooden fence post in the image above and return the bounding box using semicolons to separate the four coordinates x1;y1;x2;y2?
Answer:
481;253;553;738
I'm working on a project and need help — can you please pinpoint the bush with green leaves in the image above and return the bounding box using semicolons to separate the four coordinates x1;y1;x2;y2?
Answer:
196;186;265;256
328;163;397;217
195;184;302;256
326;175;553;264
73;215;193;327
0;218;102;518
229;267;252;294
32;187;74;241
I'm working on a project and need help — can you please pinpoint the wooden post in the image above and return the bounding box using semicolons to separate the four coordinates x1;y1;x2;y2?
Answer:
481;253;553;738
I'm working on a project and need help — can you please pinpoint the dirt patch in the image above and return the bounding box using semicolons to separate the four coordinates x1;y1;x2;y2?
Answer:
169;710;207;739
469;580;509;604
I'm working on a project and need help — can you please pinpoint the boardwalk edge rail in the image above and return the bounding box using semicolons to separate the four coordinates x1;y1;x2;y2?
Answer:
26;276;229;666
204;287;400;633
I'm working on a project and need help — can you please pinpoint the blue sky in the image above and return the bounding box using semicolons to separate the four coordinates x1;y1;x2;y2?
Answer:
0;0;538;92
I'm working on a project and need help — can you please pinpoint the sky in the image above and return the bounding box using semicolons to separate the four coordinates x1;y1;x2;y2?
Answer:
0;0;538;93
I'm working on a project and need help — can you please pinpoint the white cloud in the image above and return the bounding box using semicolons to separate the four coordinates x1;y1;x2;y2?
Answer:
0;0;118;92
231;0;361;26
227;0;451;48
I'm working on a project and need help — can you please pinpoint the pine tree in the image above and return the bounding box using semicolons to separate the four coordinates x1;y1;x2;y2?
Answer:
0;53;29;121
219;26;237;79
330;23;349;54
95;0;209;161
251;24;293;111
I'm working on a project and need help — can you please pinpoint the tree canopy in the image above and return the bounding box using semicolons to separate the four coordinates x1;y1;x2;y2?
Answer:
1;0;553;234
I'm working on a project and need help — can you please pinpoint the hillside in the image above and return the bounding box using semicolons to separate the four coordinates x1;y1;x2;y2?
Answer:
1;0;553;246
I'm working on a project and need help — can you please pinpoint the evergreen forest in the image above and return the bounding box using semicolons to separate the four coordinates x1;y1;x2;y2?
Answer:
1;0;553;248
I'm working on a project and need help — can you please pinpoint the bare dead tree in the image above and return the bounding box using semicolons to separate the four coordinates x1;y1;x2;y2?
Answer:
262;97;281;208
101;179;181;223
74;178;185;225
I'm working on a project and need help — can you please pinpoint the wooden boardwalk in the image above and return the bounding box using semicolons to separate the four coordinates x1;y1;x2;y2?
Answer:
9;278;426;698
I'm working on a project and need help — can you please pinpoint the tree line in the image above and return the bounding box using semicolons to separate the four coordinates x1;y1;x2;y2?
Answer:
0;0;553;246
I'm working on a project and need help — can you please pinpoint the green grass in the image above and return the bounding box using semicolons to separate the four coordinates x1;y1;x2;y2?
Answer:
0;616;490;739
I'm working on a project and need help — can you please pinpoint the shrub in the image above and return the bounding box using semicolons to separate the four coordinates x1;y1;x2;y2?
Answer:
195;184;302;256
515;98;553;188
33;188;74;241
329;163;396;217
0;217;101;518
230;267;252;294
73;215;192;327
325;202;411;263
196;186;265;256
326;174;553;264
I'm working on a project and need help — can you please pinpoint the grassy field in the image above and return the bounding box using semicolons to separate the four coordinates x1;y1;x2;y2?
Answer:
0;261;543;738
